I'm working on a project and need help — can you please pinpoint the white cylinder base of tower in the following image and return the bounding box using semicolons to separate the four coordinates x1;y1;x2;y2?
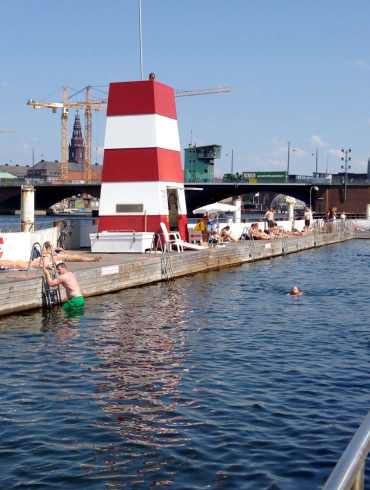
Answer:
21;185;35;232
233;196;242;223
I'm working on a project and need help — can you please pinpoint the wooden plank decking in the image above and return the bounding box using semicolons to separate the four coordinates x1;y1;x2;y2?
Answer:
0;229;356;317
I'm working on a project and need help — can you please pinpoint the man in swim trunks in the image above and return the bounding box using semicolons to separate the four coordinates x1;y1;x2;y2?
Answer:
43;261;85;313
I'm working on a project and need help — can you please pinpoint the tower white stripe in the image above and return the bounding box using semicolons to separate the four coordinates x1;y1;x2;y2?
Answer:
104;114;181;151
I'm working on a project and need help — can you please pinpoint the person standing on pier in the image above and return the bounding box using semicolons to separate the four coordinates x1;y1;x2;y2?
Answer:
264;207;275;231
43;261;85;316
304;207;313;231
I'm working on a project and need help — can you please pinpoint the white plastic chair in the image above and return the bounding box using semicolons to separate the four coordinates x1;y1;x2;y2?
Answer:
160;222;183;252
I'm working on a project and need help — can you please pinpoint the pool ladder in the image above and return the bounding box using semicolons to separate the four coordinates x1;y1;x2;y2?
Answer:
29;242;62;309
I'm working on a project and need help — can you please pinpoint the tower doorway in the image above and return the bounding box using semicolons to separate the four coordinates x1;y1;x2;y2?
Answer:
167;188;179;230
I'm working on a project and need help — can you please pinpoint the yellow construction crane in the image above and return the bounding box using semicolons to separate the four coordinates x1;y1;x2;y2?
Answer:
27;86;105;181
27;84;230;182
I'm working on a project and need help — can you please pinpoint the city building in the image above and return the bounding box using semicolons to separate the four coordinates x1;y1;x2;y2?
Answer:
0;164;30;179
68;113;85;164
26;160;102;182
184;144;221;182
0;170;18;180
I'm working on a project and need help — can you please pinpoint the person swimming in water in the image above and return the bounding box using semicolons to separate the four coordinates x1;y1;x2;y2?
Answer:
289;286;303;296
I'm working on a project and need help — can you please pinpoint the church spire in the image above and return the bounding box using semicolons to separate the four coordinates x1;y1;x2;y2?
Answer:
68;112;85;164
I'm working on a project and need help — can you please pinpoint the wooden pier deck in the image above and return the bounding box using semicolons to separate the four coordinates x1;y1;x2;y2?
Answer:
0;229;357;317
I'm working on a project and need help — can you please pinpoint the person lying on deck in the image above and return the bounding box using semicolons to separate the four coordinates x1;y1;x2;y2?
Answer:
0;242;101;270
41;242;101;266
249;223;271;240
286;228;307;236
270;225;285;237
269;225;308;238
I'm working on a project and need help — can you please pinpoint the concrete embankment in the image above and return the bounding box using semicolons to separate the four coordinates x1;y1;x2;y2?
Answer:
0;229;355;317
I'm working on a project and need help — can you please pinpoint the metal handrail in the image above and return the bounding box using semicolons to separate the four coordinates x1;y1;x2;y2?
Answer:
323;411;370;490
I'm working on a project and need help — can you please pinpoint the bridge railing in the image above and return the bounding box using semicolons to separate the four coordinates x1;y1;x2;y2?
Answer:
0;178;102;186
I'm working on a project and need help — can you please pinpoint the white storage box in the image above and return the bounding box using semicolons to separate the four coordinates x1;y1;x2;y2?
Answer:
90;231;155;253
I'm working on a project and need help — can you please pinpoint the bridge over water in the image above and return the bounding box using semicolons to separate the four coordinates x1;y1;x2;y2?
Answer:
0;181;370;215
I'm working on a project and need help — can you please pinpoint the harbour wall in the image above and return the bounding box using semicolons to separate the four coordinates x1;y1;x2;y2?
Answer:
0;228;354;317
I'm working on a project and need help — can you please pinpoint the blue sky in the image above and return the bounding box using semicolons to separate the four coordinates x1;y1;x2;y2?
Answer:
1;0;370;176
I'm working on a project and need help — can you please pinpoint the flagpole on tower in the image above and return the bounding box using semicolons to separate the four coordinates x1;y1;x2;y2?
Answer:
138;0;144;80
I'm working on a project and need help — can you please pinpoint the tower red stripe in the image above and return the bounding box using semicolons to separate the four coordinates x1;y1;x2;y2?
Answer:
107;81;177;119
101;148;184;183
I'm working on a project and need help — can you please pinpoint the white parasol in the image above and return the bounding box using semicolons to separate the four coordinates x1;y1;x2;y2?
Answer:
192;202;237;215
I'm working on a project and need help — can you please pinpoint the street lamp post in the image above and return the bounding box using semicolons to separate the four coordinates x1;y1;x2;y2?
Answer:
309;185;319;211
286;142;296;182
312;148;319;176
340;148;352;201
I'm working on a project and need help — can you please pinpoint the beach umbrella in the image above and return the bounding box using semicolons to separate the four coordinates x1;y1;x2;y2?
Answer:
192;202;237;215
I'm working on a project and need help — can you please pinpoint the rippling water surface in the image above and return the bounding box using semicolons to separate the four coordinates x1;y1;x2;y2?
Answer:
1;240;370;489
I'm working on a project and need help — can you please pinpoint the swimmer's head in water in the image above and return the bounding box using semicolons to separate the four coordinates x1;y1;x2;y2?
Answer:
289;286;303;296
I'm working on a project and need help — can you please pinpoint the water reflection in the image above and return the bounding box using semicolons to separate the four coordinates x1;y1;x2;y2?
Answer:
41;308;82;340
90;284;190;448
2;242;370;489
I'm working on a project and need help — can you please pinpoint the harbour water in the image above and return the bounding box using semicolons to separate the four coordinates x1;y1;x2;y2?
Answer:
1;240;370;489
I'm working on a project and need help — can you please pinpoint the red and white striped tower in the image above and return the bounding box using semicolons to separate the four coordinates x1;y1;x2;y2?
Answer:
98;79;187;240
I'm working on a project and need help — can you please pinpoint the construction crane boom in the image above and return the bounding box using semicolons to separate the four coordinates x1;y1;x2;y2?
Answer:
27;83;231;181
175;86;231;97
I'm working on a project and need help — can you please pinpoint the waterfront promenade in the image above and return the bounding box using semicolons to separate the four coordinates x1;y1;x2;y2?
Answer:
0;227;354;317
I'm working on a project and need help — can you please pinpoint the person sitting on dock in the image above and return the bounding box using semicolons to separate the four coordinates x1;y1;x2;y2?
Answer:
43;261;85;315
220;225;238;242
208;230;221;246
249;223;271;240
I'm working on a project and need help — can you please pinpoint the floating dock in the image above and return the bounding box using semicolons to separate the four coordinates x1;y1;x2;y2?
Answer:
0;228;356;317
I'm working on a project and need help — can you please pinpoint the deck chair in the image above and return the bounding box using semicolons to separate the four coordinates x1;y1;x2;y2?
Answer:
160;222;183;252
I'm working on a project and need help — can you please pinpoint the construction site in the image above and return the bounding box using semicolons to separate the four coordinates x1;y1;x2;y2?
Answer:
23;82;230;184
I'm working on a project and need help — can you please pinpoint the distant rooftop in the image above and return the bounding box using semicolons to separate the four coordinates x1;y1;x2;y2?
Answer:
0;170;17;179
